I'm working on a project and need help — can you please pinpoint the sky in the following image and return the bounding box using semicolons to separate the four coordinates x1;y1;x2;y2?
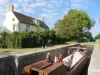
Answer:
0;0;99;37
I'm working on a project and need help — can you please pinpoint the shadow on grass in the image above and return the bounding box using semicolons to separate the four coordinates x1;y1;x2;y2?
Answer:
3;51;12;53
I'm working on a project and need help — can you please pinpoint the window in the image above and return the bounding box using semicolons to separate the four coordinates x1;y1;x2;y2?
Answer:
13;24;15;31
13;18;15;21
37;20;39;25
26;25;30;31
34;19;39;25
34;19;37;24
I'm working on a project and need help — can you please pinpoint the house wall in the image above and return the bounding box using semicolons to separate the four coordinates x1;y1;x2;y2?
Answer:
18;22;46;32
18;22;37;32
3;11;19;32
30;25;37;31
40;27;45;31
18;23;26;32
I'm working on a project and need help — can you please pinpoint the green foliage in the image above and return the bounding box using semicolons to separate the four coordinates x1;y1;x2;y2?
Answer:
0;32;7;48
0;30;69;48
95;33;100;40
77;31;94;42
54;9;95;40
83;31;94;41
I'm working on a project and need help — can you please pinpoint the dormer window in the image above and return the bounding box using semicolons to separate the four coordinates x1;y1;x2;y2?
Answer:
37;20;39;25
34;19;39;25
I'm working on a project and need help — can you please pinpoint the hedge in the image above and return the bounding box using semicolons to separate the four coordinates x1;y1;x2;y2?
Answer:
0;30;69;48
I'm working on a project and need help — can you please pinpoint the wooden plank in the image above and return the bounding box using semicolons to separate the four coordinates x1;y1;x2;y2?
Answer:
23;60;52;75
42;63;66;75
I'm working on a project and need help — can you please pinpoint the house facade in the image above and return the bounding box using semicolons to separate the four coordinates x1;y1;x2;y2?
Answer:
3;4;49;32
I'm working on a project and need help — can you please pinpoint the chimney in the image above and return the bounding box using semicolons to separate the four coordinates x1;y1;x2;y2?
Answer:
7;4;14;12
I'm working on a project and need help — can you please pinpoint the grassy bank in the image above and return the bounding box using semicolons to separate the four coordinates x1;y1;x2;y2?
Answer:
0;42;95;55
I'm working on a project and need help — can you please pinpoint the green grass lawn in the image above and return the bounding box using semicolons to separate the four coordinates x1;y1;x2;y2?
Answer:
80;42;95;46
0;42;95;55
0;44;70;55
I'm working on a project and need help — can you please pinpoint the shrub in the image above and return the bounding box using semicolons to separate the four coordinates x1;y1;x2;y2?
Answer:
0;32;8;48
95;33;100;40
0;30;69;48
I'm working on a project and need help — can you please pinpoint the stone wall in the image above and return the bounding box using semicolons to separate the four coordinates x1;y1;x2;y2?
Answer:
0;44;79;75
0;55;15;75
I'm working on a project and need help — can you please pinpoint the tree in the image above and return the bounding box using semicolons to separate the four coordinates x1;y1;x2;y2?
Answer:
83;31;94;41
54;9;95;40
95;33;100;40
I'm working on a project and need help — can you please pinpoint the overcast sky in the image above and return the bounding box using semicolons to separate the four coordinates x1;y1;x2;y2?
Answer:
0;0;100;37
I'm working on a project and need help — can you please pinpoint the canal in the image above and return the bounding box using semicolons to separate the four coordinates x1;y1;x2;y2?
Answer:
80;46;93;75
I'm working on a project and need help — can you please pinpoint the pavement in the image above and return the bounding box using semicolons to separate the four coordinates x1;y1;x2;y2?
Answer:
88;42;100;75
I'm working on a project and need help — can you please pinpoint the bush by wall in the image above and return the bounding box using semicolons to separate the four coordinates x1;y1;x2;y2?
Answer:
0;30;68;48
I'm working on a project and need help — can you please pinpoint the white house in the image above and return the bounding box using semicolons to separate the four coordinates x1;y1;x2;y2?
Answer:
3;4;49;32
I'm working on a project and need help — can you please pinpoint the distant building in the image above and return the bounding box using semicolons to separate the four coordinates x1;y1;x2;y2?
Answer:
3;4;49;32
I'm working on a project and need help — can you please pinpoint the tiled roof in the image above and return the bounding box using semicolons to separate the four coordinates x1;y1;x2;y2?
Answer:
13;11;49;29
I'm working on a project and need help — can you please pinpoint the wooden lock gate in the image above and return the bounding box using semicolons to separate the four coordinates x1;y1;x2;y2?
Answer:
23;60;52;75
23;60;66;75
42;63;66;75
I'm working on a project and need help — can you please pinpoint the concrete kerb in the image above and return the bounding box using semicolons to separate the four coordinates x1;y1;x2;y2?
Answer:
88;41;100;75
